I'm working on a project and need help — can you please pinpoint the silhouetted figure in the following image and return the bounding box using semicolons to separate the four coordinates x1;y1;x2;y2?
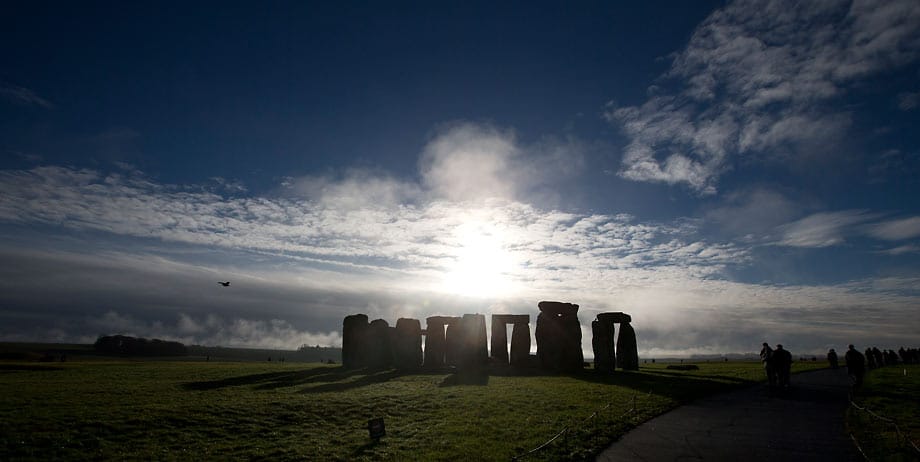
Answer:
217;281;230;287
760;342;776;387
865;347;876;369
872;347;884;367
773;344;792;388
845;344;866;388
827;348;838;369
885;349;898;365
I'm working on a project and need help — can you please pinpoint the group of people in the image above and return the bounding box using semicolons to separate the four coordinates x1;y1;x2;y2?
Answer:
759;342;793;389
832;344;919;388
760;342;917;390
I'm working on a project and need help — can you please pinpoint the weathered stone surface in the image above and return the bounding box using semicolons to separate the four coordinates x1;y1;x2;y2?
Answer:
510;322;531;367
492;314;530;325
458;314;488;369
597;312;632;324
592;320;615;373
445;319;461;367
537;301;579;316
535;301;583;372
616;322;639;371
367;319;393;369
491;314;531;366
342;314;369;369
490;316;510;364
424;316;459;369
393;318;422;370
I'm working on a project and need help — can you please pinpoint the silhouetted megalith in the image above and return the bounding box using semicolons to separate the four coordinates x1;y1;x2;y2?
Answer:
424;316;458;369
536;301;583;372
367;319;393;369
593;312;638;372
490;317;509;364
510;322;531;367
393;318;422;370
491;314;530;365
342;314;369;369
597;312;631;324
592;320;615;373
444;318;463;367
458;314;488;369
616;322;639;371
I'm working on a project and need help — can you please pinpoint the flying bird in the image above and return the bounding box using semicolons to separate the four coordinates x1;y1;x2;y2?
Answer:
217;281;230;287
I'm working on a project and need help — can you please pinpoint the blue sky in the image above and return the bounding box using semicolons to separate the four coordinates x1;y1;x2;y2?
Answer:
2;0;919;356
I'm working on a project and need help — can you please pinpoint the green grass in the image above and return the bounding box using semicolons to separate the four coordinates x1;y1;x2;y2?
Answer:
0;359;822;461
847;364;920;461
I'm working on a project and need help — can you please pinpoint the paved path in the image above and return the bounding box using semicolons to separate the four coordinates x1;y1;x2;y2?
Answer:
596;368;861;461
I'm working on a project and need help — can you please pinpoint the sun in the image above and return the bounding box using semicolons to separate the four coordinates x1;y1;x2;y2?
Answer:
441;222;517;297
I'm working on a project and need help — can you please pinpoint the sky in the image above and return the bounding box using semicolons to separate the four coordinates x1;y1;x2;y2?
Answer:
2;0;919;357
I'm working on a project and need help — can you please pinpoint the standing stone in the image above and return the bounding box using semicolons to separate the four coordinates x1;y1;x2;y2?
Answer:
445;320;460;367
560;310;584;371
536;301;583;372
367;319;393;369
616;322;639;371
342;314;369;369
424;317;448;369
597;312;631;324
393;318;423;370
592;319;615;373
510;322;531;367
458;314;488;369
491;315;510;364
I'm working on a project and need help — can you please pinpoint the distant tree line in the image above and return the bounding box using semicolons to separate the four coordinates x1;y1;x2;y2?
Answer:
94;335;188;357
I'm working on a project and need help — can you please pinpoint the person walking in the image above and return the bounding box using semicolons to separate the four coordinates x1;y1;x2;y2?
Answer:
773;344;792;388
760;342;776;388
845;344;866;388
827;348;839;369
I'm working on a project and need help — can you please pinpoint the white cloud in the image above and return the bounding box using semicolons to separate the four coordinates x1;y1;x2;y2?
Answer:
774;211;920;248
705;187;801;239
777;210;875;248
607;0;920;193
867;216;920;240
419;122;584;203
0;82;54;108
898;91;920;110
877;244;920;255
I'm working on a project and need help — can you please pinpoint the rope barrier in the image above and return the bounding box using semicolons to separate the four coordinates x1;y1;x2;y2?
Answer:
511;394;647;460
848;398;920;457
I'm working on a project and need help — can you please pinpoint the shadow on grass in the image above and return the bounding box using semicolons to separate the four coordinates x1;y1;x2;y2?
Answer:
352;438;385;458
184;366;358;391
0;364;64;372
183;364;760;402
184;366;440;393
298;369;406;394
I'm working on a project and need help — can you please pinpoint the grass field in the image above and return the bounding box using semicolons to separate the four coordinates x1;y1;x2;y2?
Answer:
847;364;920;461
0;359;825;461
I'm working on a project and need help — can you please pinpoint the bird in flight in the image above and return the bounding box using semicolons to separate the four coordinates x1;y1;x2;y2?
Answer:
217;281;230;287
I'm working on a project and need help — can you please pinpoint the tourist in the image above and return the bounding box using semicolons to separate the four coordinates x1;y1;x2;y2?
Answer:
773;344;792;388
827;348;838;369
845;344;866;388
760;342;776;387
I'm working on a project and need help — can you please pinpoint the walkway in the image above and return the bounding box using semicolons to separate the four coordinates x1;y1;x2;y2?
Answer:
596;368;861;461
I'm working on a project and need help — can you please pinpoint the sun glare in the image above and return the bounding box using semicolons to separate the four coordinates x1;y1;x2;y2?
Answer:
441;222;518;297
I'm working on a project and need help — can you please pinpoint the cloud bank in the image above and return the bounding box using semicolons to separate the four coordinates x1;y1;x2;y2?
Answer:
2;122;919;354
607;0;920;194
